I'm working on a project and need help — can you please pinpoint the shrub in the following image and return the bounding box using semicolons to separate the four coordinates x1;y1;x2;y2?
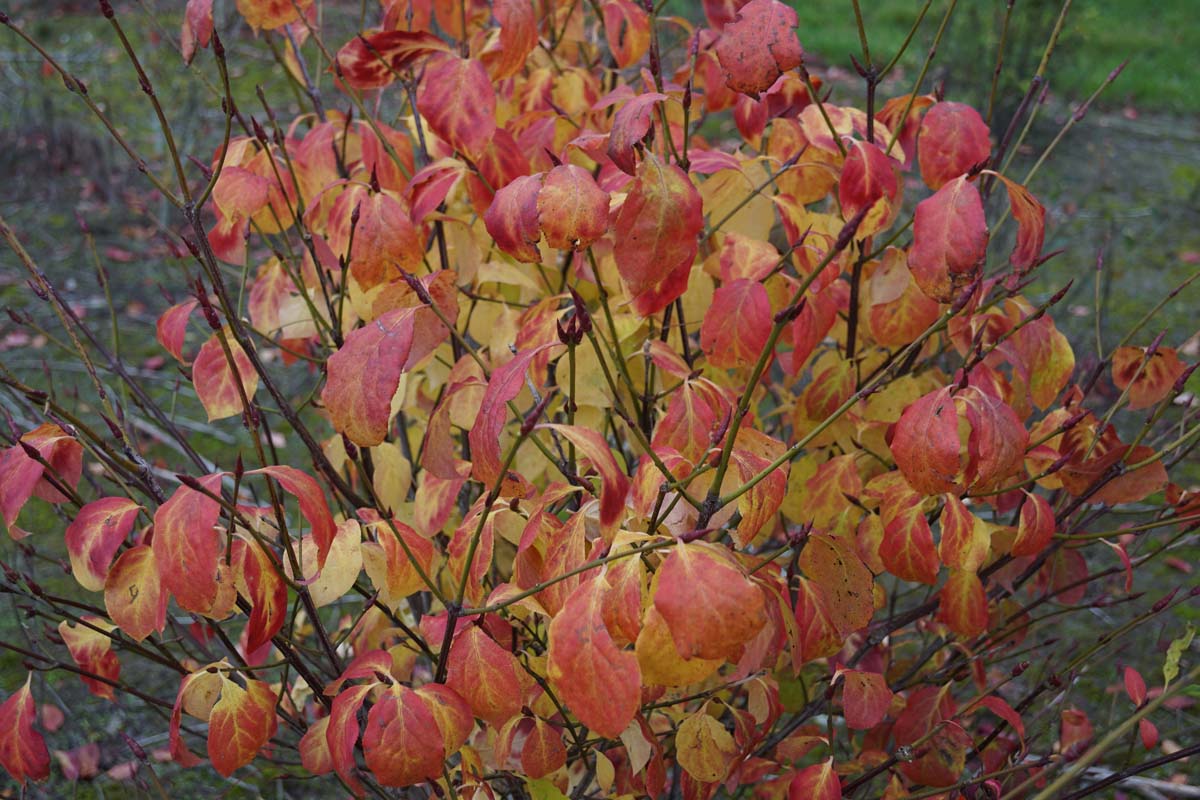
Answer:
0;0;1196;796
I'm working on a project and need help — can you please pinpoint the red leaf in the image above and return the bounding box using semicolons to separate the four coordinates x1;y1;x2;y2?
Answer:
0;675;50;785
917;102;991;190
156;299;198;364
613;154;704;317
839;139;901;237
880;489;940;585
608;92;668;175
715;0;803;96
839;670;893;730
470;344;561;487
908;175;988;302
1123;666;1147;706
249;466;336;569
977;695;1025;742
65;496;140;592
485;0;538;80
152;473;224;614
181;0;213;64
792;576;841;667
321;308;416;446
891;387;960;495
417;55;496;159
991;173;1046;272
788;757;840;800
539;424;630;535
547;576;641;738
335;30;452;90
485;173;545;263
363;686;445;787
700;279;772;369
1013;490;1055;557
446;625;526;727
1139;718;1158;750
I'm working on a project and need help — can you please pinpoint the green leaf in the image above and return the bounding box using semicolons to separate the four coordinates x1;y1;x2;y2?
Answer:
1163;623;1195;687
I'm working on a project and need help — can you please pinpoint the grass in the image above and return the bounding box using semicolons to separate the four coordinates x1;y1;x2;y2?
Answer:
790;0;1200;115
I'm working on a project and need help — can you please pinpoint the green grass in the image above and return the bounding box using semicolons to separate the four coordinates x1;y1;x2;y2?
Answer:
790;0;1200;114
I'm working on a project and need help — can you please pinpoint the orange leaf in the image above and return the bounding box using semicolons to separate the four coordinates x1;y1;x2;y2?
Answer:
917;102;991;190
58;618;120;701
676;707;738;783
0;423;82;539
238;539;287;654
1112;345;1187;411
470;343;560;486
65;497;140;592
537;164;610;251
208;678;278;777
0;675;50;785
938;494;990;572
937;568;988;637
363;686;446;787
235;0;311;30
792;576;841;668
654;541;767;661
192;331;258;422
602;0;650;69
446;625;526;727
867;247;940;347
799;533;874;636
547;576;641;738
613;154;704;317
104;544;167;642
326;684;373;795
908;175;988;302
1060;708;1093;761
714;0;803;96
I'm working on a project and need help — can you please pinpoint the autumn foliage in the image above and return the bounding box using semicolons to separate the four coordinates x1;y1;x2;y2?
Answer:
0;0;1197;797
